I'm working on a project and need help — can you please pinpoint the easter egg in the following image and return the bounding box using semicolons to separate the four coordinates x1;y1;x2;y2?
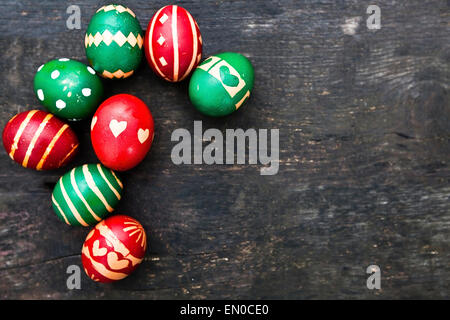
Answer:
33;59;103;120
52;164;123;226
2;110;79;170
189;52;254;117
90;94;154;171
85;4;144;79
81;215;147;283
144;5;202;82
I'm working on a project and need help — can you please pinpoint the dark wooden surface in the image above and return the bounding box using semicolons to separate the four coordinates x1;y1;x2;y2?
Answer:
0;0;449;299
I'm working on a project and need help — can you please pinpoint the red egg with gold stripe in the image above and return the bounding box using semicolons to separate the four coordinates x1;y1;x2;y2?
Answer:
144;5;202;82
2;110;79;170
81;215;147;283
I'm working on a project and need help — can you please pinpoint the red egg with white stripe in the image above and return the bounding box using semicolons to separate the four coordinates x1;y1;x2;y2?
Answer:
90;94;154;171
144;5;202;82
81;215;147;283
2;110;79;170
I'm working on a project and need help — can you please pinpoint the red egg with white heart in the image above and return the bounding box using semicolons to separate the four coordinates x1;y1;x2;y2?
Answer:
2;110;79;170
81;215;147;283
144;5;202;82
90;94;154;171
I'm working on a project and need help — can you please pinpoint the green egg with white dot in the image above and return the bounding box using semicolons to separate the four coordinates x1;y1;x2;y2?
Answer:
33;59;103;120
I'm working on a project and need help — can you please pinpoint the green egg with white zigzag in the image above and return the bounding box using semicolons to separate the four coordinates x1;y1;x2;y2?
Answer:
85;4;143;79
52;164;123;226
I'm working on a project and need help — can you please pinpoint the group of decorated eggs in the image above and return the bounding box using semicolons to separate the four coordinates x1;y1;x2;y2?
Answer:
2;4;254;283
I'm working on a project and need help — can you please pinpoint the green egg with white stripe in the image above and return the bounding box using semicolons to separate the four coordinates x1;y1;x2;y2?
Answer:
52;163;123;226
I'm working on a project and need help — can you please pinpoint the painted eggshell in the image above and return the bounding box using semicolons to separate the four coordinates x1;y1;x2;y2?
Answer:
52;164;123;226
85;4;144;79
2;110;79;170
189;52;255;117
144;5;202;82
33;59;103;120
81;215;147;283
90;94;154;171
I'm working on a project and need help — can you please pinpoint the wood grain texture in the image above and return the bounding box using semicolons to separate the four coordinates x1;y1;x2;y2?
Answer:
0;0;449;299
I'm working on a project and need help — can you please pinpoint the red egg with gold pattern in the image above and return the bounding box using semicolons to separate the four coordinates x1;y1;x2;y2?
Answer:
81;215;147;283
2;110;79;170
144;5;202;82
90;94;154;171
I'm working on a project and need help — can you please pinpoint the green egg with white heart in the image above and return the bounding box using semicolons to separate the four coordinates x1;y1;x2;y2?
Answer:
34;59;103;120
52;164;123;226
189;52;254;117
